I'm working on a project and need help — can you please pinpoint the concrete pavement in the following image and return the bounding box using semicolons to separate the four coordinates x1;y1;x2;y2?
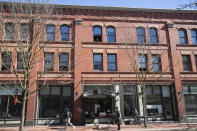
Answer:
0;123;197;131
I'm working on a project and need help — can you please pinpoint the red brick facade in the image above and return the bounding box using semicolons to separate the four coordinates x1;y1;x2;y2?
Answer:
1;3;197;125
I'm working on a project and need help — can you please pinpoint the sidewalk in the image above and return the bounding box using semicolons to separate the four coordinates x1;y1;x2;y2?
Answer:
0;123;197;131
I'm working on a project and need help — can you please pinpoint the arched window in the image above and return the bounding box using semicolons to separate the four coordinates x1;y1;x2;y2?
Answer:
5;22;14;40
136;27;145;43
106;26;116;42
60;25;69;41
149;28;158;43
190;29;197;44
178;29;187;44
46;24;55;41
93;26;102;42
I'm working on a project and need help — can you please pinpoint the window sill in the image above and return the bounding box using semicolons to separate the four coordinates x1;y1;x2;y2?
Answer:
43;41;73;44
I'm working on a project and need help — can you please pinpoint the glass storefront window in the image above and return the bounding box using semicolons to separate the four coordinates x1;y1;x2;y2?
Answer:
0;85;22;119
123;85;137;116
39;96;61;118
146;86;162;116
183;84;197;115
39;85;72;118
184;95;197;115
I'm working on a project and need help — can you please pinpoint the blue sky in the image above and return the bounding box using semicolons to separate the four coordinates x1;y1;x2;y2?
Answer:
50;0;186;9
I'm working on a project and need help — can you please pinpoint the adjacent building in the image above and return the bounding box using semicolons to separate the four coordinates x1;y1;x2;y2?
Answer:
0;2;197;126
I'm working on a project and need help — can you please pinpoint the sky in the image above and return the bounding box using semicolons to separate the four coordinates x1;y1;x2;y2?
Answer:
0;0;191;9
50;0;187;9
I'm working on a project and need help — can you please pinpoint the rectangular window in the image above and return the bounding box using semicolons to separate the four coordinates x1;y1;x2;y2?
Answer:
152;54;161;71
107;54;117;71
44;52;54;71
5;23;14;40
93;54;103;71
20;24;29;40
17;53;24;71
182;55;191;72
46;25;55;41
139;54;147;71
1;52;11;71
59;53;69;71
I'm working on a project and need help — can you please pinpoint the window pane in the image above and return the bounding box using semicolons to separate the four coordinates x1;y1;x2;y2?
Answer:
60;25;69;41
152;55;161;71
107;27;115;42
63;86;71;96
1;53;11;71
179;29;187;44
59;53;69;71
191;29;197;44
5;23;14;40
107;54;117;71
51;87;61;95
20;24;29;40
137;27;145;43
149;28;158;43
93;26;102;42
93;26;102;35
139;54;147;70
184;95;197;115
40;87;50;95
46;25;55;41
182;55;191;71
39;96;60;118
17;53;24;70
44;53;54;71
93;54;103;71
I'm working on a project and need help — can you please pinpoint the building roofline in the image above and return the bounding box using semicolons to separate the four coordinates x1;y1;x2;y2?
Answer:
53;3;197;14
1;1;197;14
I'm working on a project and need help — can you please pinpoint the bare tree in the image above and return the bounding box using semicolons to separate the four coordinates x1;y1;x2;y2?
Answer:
117;19;179;127
0;1;68;131
178;0;197;9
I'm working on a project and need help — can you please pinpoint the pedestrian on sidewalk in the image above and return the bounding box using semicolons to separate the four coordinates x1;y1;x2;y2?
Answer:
64;107;75;128
133;108;140;125
115;107;120;130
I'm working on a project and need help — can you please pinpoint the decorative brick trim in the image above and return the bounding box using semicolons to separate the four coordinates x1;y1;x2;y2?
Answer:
92;49;104;53
58;48;70;52
148;24;159;28
44;48;56;52
181;50;191;55
106;49;117;53
104;23;117;27
91;22;104;27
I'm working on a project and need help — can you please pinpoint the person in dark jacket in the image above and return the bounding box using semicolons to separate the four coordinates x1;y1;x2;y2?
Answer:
115;107;120;130
133;108;141;125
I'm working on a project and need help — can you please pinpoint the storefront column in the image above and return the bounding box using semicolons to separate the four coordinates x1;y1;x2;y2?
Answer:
137;84;143;117
114;84;122;116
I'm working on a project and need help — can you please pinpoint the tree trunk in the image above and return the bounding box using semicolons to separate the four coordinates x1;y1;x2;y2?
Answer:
142;85;147;128
6;96;10;118
19;94;26;131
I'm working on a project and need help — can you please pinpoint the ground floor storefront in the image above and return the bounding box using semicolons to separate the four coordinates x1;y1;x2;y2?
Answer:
1;83;197;125
81;84;177;124
182;83;197;123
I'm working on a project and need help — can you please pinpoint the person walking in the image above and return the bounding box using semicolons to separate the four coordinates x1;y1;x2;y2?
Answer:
133;108;140;125
64;107;75;128
115;107;120;130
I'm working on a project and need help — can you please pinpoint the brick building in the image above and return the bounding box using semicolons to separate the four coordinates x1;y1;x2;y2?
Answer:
0;2;197;126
